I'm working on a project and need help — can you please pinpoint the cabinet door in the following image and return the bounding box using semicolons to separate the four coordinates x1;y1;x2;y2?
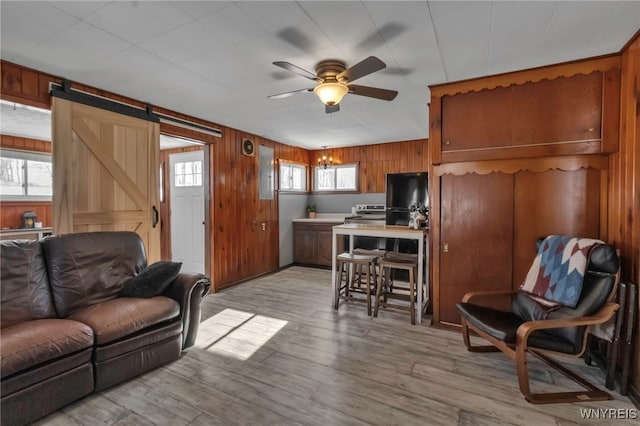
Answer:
440;72;603;162
316;230;333;266
294;227;316;264
439;173;514;325
512;168;601;288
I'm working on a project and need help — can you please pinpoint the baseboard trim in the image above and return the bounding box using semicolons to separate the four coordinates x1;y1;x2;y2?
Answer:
214;265;294;292
629;382;640;409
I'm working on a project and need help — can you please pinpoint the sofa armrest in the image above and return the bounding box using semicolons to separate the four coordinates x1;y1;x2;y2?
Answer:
163;273;211;349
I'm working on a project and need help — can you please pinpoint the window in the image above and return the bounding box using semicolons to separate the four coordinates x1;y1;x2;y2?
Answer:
174;160;202;187
314;163;358;192
280;161;307;192
0;149;52;200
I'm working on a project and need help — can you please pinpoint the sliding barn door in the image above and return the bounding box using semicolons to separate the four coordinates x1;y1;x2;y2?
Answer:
51;97;161;263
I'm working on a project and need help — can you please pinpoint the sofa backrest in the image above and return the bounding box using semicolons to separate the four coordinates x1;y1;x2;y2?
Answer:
43;231;147;317
1;240;57;328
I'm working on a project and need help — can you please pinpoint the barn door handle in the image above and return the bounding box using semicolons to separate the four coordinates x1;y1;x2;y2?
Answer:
152;206;159;228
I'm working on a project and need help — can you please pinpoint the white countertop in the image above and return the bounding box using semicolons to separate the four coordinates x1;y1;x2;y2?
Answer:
0;227;53;234
293;213;351;224
332;223;428;237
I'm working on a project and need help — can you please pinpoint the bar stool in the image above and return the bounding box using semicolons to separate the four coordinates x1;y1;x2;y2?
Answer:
351;249;386;291
374;254;419;324
334;252;378;315
382;252;418;295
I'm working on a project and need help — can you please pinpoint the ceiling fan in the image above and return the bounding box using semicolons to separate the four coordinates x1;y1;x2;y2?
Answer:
268;56;398;114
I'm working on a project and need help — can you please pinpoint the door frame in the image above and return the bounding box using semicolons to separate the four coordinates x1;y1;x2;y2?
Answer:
168;149;205;274
160;141;211;278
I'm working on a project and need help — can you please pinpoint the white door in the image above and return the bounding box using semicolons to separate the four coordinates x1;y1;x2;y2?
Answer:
170;151;205;273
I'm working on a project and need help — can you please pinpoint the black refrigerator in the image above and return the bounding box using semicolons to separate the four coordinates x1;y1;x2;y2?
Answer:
385;172;429;226
384;172;428;259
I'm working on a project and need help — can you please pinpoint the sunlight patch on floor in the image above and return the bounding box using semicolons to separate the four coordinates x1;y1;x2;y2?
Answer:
194;308;288;360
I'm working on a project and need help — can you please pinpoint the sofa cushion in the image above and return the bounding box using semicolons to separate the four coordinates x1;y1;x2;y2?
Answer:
0;319;94;378
43;232;147;317
1;240;56;328
120;261;182;298
68;297;180;345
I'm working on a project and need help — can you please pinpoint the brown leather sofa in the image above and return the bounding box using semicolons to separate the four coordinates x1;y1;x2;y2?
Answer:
0;231;210;426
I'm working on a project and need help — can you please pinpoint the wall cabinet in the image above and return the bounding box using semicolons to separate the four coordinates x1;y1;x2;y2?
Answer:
441;73;603;158
428;57;618;329
429;58;621;165
293;222;340;267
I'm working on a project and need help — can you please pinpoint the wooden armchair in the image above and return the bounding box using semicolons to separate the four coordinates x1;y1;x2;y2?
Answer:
456;243;620;404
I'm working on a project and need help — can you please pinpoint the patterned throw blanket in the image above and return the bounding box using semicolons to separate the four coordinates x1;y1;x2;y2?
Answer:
520;235;604;308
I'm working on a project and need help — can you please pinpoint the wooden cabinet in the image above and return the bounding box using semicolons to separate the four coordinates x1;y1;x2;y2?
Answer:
428;57;617;329
441;73;603;157
295;227;317;265
430;58;621;165
293;222;340;267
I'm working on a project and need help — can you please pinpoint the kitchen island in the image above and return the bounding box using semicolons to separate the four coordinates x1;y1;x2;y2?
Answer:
332;223;429;323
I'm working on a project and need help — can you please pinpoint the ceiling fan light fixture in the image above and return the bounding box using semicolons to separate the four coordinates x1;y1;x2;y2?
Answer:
313;82;348;106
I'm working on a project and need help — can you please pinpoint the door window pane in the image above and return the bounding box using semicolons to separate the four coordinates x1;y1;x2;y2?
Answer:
174;161;202;187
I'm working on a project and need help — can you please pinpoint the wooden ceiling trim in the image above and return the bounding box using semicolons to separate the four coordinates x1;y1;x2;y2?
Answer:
429;55;621;97
433;154;609;177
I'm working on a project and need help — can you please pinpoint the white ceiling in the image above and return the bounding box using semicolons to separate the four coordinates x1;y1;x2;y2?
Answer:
1;1;638;150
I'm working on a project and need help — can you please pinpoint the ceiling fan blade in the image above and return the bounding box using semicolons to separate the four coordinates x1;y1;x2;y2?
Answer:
326;104;340;114
273;61;319;81
348;84;398;101
337;56;386;83
268;88;313;99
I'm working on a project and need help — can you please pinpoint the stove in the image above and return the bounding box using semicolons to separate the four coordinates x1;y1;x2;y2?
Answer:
355;203;385;215
346;204;386;223
344;204;386;250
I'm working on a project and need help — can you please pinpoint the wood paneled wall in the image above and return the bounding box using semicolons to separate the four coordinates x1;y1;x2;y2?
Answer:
0;134;52;229
0;60;310;291
0;134;51;153
0;201;52;229
1;62;52;109
212;133;309;289
310;139;428;193
609;31;640;406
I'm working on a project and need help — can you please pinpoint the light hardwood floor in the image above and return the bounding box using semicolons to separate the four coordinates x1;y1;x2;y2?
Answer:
36;266;637;425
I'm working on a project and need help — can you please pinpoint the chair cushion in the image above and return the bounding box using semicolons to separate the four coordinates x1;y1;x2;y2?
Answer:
512;248;618;354
1;240;56;328
456;303;522;343
459;302;582;354
0;319;94;378
120;261;182;298
520;236;603;308
68;297;180;345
